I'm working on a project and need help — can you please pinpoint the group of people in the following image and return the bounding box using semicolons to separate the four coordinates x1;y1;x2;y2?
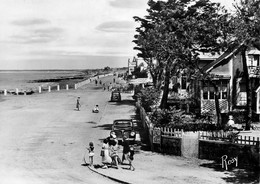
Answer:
85;131;135;171
101;131;135;170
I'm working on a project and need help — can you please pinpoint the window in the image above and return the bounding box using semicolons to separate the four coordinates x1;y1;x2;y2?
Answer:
221;81;228;99
202;80;229;100
203;86;208;99
254;55;259;66
236;78;247;106
209;85;215;99
181;76;187;90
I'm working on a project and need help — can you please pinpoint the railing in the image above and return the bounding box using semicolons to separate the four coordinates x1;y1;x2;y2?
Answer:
199;131;260;146
248;66;260;76
161;127;183;138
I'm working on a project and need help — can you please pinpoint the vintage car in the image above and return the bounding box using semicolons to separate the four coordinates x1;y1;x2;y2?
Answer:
110;90;121;102
111;119;140;145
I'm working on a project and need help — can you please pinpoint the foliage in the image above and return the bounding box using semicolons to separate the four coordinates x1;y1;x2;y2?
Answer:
133;0;231;109
137;87;160;112
168;123;221;132
228;110;247;124
104;66;111;71
149;107;178;127
149;105;222;131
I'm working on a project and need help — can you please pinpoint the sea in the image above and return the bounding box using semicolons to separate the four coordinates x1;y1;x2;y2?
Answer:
0;70;86;91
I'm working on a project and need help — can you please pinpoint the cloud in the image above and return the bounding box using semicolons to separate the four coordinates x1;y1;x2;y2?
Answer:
11;27;64;44
96;21;135;33
109;0;147;9
12;18;50;26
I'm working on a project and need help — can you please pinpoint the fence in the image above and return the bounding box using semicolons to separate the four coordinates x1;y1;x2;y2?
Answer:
199;131;260;145
161;127;183;138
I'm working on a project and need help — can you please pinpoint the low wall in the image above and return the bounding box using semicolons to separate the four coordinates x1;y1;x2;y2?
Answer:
160;136;182;156
199;140;260;169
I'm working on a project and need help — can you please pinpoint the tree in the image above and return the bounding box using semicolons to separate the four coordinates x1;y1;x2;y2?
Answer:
133;0;231;126
104;66;111;71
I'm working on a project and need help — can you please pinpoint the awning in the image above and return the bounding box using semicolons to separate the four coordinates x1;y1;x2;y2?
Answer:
128;78;152;85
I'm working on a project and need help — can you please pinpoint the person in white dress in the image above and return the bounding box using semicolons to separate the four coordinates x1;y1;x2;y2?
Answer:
101;139;112;169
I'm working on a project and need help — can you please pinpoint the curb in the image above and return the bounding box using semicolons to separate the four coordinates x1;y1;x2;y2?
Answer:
87;166;131;184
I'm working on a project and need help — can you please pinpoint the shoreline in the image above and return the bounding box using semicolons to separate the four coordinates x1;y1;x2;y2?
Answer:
0;74;91;95
0;71;114;95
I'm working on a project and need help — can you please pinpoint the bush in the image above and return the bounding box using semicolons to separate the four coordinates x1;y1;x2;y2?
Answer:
137;87;160;112
166;123;221;131
149;106;222;131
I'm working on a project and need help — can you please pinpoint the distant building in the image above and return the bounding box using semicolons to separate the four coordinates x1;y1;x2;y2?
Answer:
128;57;138;75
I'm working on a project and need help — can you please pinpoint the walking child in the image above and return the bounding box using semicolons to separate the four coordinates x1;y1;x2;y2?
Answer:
129;146;135;171
87;142;95;166
76;97;81;111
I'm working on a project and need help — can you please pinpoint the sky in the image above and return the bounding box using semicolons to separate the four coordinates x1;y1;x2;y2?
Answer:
0;0;234;70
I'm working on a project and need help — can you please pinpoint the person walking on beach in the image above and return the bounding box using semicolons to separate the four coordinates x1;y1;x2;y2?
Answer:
76;97;81;111
87;142;95;166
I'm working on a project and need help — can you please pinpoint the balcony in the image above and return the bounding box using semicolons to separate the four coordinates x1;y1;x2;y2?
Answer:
248;66;260;76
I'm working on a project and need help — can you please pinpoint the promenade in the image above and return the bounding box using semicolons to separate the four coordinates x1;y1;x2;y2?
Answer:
0;75;258;184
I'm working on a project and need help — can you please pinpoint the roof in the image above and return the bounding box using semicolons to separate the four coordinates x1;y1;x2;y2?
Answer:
256;86;260;93
197;52;220;60
203;43;243;73
248;49;260;55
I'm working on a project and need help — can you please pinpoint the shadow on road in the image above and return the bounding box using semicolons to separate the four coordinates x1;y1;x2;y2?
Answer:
85;121;97;124
92;123;112;130
200;162;260;184
109;99;135;106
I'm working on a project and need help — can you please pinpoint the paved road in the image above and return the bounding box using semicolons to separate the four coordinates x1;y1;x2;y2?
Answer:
0;75;127;184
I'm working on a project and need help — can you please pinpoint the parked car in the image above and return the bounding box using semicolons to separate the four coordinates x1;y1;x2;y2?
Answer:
110;90;121;102
111;119;140;145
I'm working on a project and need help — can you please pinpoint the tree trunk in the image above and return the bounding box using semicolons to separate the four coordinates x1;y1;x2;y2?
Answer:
149;69;157;88
214;87;222;127
241;46;251;130
160;66;170;109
